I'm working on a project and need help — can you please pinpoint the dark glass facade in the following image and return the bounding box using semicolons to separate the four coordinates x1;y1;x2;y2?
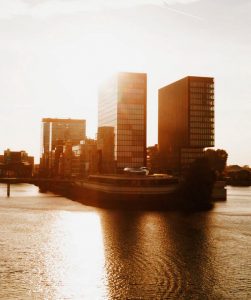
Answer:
97;126;115;173
98;72;147;171
42;118;86;153
189;79;214;147
158;76;214;173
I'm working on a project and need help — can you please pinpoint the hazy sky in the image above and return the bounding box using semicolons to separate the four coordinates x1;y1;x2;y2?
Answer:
0;0;250;165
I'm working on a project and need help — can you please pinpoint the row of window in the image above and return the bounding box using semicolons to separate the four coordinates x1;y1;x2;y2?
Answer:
190;82;214;88
190;117;214;123
117;151;144;158
190;124;214;130
191;141;214;147
118;108;144;115
190;128;214;134
117;137;144;143
99;94;117;106
117;130;145;142
117;146;144;152
117;157;144;163
119;103;144;110
98;110;116;120
120;78;146;85
99;102;116;110
120;88;145;95
190;133;214;139
117;129;145;136
118;124;144;130
190;95;214;102
98;110;117;117
117;140;144;146
118;114;144;120
181;147;204;153
190;105;214;111
98;119;117;127
181;152;204;158
120;93;145;101
118;119;144;125
190;87;214;93
190;111;214;117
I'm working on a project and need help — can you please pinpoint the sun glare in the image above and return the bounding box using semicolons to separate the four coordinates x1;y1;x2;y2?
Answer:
42;211;108;299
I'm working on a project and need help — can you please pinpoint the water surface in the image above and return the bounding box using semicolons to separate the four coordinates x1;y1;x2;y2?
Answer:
0;184;250;299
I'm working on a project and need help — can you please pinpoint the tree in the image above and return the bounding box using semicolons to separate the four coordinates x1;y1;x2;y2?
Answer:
180;157;216;210
205;149;228;177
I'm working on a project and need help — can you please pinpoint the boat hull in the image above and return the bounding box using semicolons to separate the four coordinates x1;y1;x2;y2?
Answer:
70;178;180;209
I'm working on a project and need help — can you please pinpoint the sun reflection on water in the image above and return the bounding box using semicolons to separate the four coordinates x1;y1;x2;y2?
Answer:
40;211;108;299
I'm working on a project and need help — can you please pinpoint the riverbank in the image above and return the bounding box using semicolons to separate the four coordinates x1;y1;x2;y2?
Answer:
38;175;226;210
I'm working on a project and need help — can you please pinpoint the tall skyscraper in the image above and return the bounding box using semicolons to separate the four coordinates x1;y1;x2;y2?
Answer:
98;72;147;171
41;118;86;175
158;76;214;173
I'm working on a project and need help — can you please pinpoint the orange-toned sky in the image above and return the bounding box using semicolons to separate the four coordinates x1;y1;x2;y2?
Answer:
0;0;250;165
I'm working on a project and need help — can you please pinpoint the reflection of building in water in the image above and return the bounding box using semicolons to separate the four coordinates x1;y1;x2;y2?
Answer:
158;76;214;174
40;118;86;176
98;72;147;172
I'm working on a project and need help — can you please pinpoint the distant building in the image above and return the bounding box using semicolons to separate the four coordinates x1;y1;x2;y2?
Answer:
98;72;147;172
72;139;98;177
0;149;34;177
158;76;214;174
147;145;161;174
4;149;28;164
0;155;4;164
58;141;73;178
56;139;98;178
40;118;86;176
0;155;4;176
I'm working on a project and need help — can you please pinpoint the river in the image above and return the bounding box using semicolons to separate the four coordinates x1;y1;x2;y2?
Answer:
0;184;250;299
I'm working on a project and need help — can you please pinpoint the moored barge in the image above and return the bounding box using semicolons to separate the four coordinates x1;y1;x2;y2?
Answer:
71;174;180;209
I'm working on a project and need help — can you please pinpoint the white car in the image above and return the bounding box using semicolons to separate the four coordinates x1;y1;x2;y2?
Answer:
123;167;149;175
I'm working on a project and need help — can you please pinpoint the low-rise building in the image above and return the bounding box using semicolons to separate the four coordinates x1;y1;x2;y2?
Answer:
72;139;98;177
0;149;34;177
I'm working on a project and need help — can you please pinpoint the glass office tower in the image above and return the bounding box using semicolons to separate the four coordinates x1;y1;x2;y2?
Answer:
41;118;86;175
158;76;214;173
98;72;147;171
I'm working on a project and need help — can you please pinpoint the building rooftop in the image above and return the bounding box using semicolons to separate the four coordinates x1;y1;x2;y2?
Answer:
159;75;214;91
42;118;85;123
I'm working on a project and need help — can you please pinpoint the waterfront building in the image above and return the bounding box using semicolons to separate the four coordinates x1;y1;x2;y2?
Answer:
58;141;73;178
158;76;214;173
0;149;34;177
98;72;147;172
0;155;4;177
56;139;98;178
4;149;28;164
72;139;98;177
147;144;161;174
40;118;86;176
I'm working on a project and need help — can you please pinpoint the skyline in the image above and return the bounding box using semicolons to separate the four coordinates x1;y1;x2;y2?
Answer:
0;0;250;165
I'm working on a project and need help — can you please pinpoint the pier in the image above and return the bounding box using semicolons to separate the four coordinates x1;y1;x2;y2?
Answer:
0;178;73;197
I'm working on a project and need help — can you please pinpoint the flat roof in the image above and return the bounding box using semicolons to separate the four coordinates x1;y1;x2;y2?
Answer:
42;118;86;123
159;76;214;91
